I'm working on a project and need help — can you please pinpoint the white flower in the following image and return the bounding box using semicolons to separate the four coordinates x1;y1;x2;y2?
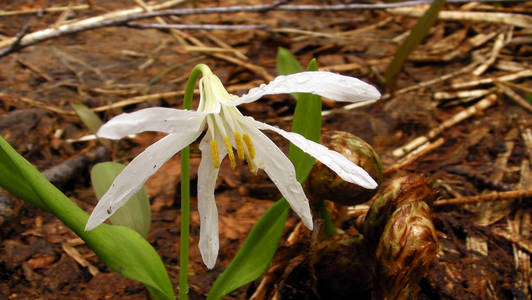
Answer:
85;66;381;269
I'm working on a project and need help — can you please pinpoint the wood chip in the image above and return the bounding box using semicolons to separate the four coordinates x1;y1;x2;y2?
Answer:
61;243;99;276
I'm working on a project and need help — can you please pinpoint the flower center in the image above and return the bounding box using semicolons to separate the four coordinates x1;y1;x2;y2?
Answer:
198;74;238;113
209;132;256;172
206;106;257;174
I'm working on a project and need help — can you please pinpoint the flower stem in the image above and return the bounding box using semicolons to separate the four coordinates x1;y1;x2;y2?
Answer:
179;63;209;299
321;204;337;237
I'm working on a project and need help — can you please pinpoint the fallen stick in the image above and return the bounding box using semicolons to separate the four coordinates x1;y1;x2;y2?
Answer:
434;189;532;206
0;4;89;17
387;7;532;28
473;31;508;76
1;0;522;57
127;22;267;31
42;147;106;188
0;0;187;53
451;69;532;90
392;94;497;157
385;138;444;175
496;82;532;114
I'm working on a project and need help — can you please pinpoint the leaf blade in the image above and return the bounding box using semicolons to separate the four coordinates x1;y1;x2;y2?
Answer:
91;162;151;238
0;137;174;300
384;0;446;92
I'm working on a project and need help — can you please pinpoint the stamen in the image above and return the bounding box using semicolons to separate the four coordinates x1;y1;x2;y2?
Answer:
245;152;258;175
234;132;245;160
243;134;256;159
210;140;221;168
223;136;236;169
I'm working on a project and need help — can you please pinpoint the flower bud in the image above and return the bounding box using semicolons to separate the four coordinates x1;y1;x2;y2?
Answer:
373;201;439;299
363;174;434;247
306;131;383;206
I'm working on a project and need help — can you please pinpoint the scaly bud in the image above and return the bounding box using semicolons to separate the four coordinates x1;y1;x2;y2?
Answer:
306;131;383;206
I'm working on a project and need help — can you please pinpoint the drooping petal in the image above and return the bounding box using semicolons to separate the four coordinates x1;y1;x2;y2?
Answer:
240;119;313;230
233;71;381;106
85;130;202;231
197;135;227;269
97;107;206;140
251;119;378;190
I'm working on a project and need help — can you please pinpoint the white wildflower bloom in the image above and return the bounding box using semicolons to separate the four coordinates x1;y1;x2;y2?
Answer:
85;66;381;269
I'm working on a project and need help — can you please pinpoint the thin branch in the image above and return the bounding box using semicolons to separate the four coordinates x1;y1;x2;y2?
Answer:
0;4;89;17
0;24;29;57
0;0;187;54
387;6;532;28
0;0;524;57
384;137;444;175
434;189;532;206
127;22;267;31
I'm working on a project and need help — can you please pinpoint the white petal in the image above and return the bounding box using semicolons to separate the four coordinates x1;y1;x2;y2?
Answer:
240;120;313;230
85;130;202;231
233;71;381;106
197;135;227;269
97;107;206;140
251;119;378;190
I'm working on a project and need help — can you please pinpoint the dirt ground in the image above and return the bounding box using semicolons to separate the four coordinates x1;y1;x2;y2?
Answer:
0;0;531;299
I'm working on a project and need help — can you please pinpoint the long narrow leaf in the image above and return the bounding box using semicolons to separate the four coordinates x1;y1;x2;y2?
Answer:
71;102;104;134
0;137;174;300
72;102;151;235
208;49;321;299
384;0;446;92
91;162;151;238
207;200;289;299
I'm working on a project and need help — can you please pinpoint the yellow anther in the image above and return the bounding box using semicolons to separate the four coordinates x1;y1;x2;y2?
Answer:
224;136;236;169
243;134;256;159
210;140;221;168
233;132;245;160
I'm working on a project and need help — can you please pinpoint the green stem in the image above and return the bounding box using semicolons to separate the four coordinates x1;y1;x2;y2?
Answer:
321;204;337;237
179;64;210;299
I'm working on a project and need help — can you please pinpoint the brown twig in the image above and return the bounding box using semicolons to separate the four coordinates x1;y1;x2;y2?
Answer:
127;22;267;31
0;0;187;54
0;24;29;57
473;30;509;76
392;94;498;157
451;69;532;90
384;138;445;175
16;58;53;81
0;4;89;17
496;82;532;113
387;7;532;28
0;0;521;57
433;189;532;206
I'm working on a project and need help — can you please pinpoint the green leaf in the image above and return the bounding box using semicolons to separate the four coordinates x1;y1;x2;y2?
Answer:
71;102;104;134
91;162;151;238
0;137;174;300
277;48;322;180
71;102;110;147
0;146;47;210
288;58;321;182
384;0;446;92
276;47;303;75
207;200;290;300
207;49;322;299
